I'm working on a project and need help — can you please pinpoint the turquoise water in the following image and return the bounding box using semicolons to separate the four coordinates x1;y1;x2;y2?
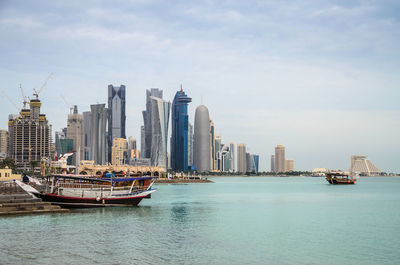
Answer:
1;177;400;265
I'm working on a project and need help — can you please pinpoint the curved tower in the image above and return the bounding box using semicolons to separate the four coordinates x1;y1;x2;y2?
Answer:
193;105;211;172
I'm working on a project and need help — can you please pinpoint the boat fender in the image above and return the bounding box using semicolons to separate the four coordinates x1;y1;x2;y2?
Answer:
96;197;101;201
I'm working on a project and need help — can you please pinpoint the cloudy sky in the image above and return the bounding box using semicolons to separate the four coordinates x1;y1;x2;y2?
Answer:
1;0;399;172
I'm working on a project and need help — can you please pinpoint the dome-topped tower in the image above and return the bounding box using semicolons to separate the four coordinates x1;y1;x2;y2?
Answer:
193;105;211;172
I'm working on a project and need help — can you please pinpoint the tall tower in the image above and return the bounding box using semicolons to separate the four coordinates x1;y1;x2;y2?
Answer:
0;130;8;155
171;87;192;172
90;104;107;165
230;142;235;172
188;122;194;167
67;105;84;166
142;88;163;159
193;105;211;172
274;144;285;173
150;96;171;170
83;111;91;160
237;144;246;173
107;84;126;162
209;119;215;170
8;97;52;171
271;155;275;172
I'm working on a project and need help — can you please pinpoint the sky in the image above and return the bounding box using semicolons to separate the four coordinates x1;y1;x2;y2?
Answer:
1;0;399;172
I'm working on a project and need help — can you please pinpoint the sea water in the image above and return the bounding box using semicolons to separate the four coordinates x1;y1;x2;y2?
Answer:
1;177;399;265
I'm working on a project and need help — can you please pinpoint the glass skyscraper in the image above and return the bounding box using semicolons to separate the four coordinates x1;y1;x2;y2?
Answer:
170;88;192;172
107;84;126;162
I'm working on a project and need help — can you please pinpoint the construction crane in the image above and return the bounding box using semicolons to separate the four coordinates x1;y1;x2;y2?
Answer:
33;72;53;99
1;90;20;112
60;94;74;114
20;84;29;108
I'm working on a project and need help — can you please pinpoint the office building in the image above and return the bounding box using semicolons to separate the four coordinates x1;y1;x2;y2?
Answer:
170;88;192;172
285;159;294;172
271;155;275;172
66;105;84;166
250;154;259;173
237;144;246;173
90;104;107;165
0;130;9;156
8;97;52;171
140;125;145;158
246;152;251;172
128;137;139;159
188;122;193;167
215;134;222;170
193;105;211;172
83;111;91;160
107;84;126;162
274;144;285;173
149;96;171;170
230;142;235;172
142;88;163;159
209;119;215;170
111;138;128;165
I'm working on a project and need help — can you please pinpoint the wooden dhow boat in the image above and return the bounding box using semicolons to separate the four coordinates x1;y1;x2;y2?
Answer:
15;173;156;208
325;172;358;185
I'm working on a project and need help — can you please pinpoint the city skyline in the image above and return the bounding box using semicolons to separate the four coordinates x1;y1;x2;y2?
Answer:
1;1;399;172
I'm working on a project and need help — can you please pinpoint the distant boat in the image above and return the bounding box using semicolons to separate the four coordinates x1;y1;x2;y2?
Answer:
15;173;156;208
325;172;358;185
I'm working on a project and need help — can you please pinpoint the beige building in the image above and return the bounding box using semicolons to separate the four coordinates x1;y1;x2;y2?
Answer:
0;130;8;155
237;143;247;173
67;106;84;166
8;98;52;171
112;138;127;165
78;160;164;176
285;159;294;172
0;166;21;181
274;144;285;173
350;155;381;176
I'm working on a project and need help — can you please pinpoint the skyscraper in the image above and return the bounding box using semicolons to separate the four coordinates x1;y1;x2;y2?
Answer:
271;155;275;172
142;88;163;159
140;125;145;158
8;97;52;171
150;96;171;170
209;119;215;170
237;143;246;173
214;134;222;170
230;142;235;172
67;105;84;166
250;154;259;173
170;88;192;172
0;130;8;155
90;104;107;165
83;111;91;160
107;84;126;162
274;144;285;173
188;122;193;167
193;105;211;172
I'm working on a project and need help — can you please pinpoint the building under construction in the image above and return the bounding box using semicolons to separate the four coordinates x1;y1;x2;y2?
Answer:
8;97;52;171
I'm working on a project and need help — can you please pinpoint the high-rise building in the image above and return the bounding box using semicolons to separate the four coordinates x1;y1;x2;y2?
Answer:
215;135;222;170
246;152;251;172
188;122;193;167
193;105;211;172
83;111;91;160
230;142;235;172
209;119;215;170
67;105;84;166
107;84;126;162
237;144;246;173
284;159;294;172
149;96;171;170
111;138;127;165
274;144;285;173
271;155;275;172
142;88;163;159
350;155;380;176
250;154;260;173
0;130;9;155
128;137;138;159
55;128;67;156
170;88;192;172
90;104;107;165
140;125;145;159
8;97;52;171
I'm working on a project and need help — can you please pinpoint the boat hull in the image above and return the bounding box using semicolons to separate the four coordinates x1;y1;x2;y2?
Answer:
326;178;356;185
36;192;152;208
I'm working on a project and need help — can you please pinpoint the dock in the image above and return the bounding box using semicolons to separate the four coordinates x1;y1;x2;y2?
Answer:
0;182;69;216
